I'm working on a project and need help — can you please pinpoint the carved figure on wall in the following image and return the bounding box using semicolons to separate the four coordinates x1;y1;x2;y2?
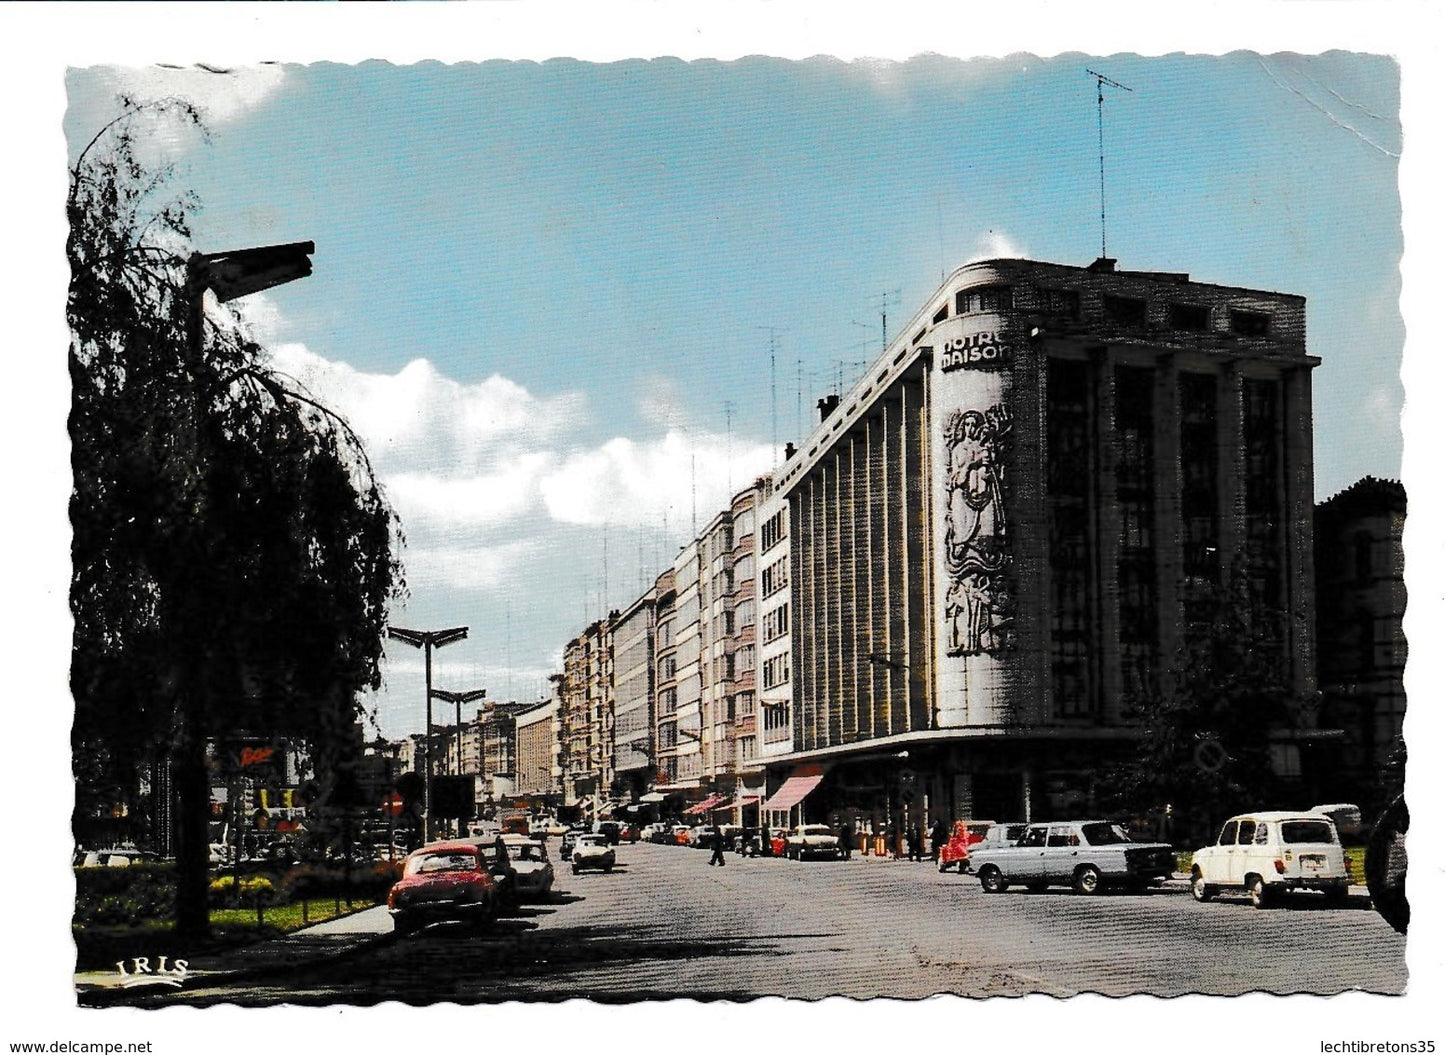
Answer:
943;403;1013;654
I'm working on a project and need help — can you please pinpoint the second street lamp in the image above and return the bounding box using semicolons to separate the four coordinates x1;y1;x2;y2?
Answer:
387;625;468;840
433;687;487;836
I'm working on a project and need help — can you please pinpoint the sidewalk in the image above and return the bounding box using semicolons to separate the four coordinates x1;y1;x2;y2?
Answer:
75;904;395;1004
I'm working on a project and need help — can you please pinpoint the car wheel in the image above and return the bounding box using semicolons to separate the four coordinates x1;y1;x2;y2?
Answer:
572;863;581;875
1247;875;1273;909
1190;871;1216;902
392;914;418;937
979;865;1007;893
604;863;613;873
1073;865;1102;895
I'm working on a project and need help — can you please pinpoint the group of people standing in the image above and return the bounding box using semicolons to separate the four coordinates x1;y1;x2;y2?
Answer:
834;816;952;862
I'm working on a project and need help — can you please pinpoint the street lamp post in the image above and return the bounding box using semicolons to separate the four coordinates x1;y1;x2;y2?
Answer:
433;687;487;836
387;625;469;840
172;240;315;939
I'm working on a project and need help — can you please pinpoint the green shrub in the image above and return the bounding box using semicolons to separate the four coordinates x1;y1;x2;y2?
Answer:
73;864;176;927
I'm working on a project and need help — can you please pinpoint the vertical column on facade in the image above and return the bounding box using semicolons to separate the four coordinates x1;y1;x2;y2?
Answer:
790;489;811;754
1011;334;1047;724
1283;365;1318;697
814;465;831;752
872;398;895;737
902;373;930;732
867;411;889;739
888;392;908;734
1091;347;1124;723
837;436;858;743
1216;364;1246;583
1152;353;1185;690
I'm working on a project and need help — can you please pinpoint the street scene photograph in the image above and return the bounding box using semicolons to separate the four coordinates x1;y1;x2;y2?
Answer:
7;4;1445;1054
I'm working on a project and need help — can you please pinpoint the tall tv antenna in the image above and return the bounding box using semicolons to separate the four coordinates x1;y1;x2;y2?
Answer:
1087;68;1133;260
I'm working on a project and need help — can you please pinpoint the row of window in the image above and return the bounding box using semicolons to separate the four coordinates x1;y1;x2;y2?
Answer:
762;652;791;690
934;282;1273;338
761;557;789;598
761;602;789;643
760;509;788;552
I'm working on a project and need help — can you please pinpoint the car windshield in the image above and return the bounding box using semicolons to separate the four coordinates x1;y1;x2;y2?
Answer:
512;844;545;861
1280;820;1336;845
1079;823;1131;845
408;852;477;875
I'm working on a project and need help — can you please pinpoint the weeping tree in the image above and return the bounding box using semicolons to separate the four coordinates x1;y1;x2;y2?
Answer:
69;98;404;937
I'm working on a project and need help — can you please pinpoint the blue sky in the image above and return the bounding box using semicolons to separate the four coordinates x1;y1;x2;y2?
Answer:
62;51;1406;741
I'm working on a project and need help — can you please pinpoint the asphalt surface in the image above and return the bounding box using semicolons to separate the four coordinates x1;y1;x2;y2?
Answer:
84;840;1406;1005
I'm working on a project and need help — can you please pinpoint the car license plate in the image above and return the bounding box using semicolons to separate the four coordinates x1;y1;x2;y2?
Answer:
1301;855;1324;872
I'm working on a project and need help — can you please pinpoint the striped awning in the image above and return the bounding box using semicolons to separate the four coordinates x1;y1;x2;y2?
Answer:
760;765;825;813
684;793;729;815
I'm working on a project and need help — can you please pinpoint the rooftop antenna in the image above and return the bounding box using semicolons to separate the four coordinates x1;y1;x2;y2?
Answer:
873;288;902;350
723;400;736;496
758;326;785;465
1087;68;1133;261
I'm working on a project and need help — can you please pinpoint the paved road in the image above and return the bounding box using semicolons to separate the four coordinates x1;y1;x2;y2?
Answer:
153;840;1407;1005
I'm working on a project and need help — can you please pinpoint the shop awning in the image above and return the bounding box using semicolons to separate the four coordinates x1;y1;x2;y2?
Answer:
684;793;729;815
760;765;825;813
639;792;667;803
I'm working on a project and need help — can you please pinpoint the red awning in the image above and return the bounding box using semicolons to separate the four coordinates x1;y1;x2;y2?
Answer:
760;765;825;813
684;793;729;816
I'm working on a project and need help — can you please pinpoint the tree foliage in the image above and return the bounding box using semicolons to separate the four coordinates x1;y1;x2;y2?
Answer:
1102;574;1302;844
69;99;405;928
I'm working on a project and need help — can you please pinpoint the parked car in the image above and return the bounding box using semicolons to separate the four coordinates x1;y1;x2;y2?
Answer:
640;823;669;843
500;835;555;901
969;820;1176;894
784;824;844;861
597;821;622;845
1190;811;1352;909
74;847;150;868
387;842;501;935
964;822;1029;865
571;834;617;873
559;827;589;860
937;820;995;873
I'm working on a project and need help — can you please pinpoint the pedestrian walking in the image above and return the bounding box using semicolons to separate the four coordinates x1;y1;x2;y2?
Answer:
908;823;923;862
929;817;947;864
708;822;726;867
839;818;853;860
888;822;901;860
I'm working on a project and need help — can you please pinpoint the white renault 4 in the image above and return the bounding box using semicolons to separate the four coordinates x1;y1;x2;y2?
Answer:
1190;811;1352;908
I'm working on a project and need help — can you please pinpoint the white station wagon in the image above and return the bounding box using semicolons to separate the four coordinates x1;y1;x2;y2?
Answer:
1190;812;1352;908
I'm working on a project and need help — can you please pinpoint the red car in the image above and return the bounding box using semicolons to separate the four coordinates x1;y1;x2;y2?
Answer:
387;842;501;936
937;820;995;873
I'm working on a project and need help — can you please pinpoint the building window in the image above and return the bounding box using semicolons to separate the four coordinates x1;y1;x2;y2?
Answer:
762;652;790;690
1115;365;1158;700
932;303;949;324
761;558;789;598
956;285;1013;314
761;510;788;552
1230;309;1271;337
1038;287;1081;320
1180;373;1220;602
1169;303;1211;331
1103;294;1147;326
762;602;789;643
1047;357;1095;717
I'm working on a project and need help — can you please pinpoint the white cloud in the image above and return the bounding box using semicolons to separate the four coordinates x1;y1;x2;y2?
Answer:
266;342;585;478
82;63;288;126
539;430;776;528
966;230;1028;263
